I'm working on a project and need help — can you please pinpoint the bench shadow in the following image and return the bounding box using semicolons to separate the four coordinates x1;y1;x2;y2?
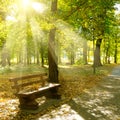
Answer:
13;98;63;119
13;98;99;120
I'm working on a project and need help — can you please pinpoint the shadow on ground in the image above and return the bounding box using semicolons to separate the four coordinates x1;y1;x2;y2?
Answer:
69;66;120;120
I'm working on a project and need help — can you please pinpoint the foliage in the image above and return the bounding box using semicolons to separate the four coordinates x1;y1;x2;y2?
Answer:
0;0;120;66
57;0;120;66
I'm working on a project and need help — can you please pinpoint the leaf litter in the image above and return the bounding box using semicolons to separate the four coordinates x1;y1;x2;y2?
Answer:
0;65;118;120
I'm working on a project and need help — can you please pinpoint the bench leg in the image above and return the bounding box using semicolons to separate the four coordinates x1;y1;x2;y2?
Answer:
18;96;39;110
48;87;61;99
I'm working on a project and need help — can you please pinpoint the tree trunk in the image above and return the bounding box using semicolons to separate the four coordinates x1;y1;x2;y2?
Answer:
48;0;58;83
94;38;102;66
70;43;75;65
83;40;88;65
41;50;44;67
1;52;6;67
104;39;110;64
58;42;61;64
48;28;58;83
1;48;11;66
37;50;40;64
114;39;117;64
40;43;44;67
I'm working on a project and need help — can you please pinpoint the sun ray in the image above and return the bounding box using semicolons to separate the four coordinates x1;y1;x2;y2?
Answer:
32;2;45;13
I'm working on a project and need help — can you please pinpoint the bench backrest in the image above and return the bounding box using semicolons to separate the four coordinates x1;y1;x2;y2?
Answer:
9;73;48;93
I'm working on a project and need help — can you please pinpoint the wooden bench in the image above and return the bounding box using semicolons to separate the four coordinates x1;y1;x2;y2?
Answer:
9;73;61;110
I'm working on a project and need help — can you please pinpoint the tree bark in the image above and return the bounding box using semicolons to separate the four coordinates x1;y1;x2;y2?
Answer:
41;50;44;67
40;42;44;67
114;39;117;64
48;0;58;83
83;40;88;64
94;38;102;66
48;28;58;83
1;48;11;66
70;43;75;65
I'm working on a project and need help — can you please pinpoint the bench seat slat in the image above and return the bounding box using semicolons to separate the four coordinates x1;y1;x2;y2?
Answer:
18;83;61;96
9;73;47;81
12;78;48;89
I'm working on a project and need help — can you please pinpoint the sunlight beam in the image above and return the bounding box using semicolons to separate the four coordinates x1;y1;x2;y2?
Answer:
32;2;45;13
22;0;30;8
21;0;45;14
6;16;16;22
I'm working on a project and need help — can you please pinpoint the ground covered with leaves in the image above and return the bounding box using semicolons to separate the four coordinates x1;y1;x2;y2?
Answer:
0;64;118;120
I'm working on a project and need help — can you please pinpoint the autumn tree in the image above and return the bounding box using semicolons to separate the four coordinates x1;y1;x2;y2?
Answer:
48;0;58;83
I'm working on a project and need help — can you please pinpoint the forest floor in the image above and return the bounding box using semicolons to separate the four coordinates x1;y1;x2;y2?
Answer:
0;64;120;120
69;65;120;120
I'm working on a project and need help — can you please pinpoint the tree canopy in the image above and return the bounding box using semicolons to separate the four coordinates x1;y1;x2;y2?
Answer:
0;0;120;67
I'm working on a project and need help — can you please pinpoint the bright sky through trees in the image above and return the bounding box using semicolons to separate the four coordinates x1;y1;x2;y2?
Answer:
21;0;45;13
6;0;45;21
22;0;29;7
6;16;16;21
32;2;45;13
114;3;120;15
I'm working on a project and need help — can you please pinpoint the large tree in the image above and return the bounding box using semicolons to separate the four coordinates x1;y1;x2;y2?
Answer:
48;0;58;83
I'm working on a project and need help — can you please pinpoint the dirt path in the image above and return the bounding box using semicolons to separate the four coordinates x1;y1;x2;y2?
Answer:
69;65;120;120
